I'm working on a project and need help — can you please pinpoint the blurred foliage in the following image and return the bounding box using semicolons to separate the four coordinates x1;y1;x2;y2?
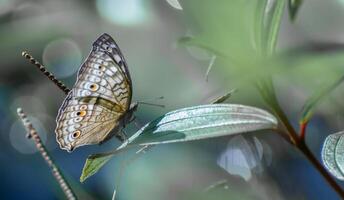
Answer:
300;75;344;124
288;0;303;22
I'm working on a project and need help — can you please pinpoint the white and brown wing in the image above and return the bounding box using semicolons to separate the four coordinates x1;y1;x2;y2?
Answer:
55;33;133;152
75;33;132;110
55;93;122;151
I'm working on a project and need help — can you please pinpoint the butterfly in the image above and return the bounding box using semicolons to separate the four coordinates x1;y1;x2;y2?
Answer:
55;33;138;152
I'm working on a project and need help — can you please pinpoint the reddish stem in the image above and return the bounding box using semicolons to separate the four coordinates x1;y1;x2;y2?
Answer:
299;121;308;141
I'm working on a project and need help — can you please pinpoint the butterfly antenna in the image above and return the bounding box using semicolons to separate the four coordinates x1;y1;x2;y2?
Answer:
137;96;165;108
21;51;71;95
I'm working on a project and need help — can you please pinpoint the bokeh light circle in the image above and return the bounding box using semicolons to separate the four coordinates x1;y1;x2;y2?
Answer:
217;135;268;181
96;0;150;26
11;95;46;114
43;38;82;79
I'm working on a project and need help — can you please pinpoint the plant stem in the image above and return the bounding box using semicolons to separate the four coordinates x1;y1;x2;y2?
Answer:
297;141;344;198
299;122;308;141
260;87;344;198
256;0;344;195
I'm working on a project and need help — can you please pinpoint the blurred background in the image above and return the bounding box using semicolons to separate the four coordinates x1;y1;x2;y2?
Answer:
2;0;344;199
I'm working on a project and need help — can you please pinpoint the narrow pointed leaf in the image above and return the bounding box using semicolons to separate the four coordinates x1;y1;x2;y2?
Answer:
210;89;237;104
321;131;344;180
288;0;303;22
177;36;225;56
80;104;277;182
128;104;278;145
264;0;286;55
254;0;268;54
80;155;112;182
300;76;344;124
80;143;130;183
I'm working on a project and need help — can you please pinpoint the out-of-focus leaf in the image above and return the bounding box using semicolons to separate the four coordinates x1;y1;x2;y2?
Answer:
321;131;344;180
166;0;183;10
217;135;269;181
80;104;277;182
254;0;268;54
300;75;344;124
178;1;344;90
177;36;225;57
179;0;259;62
263;0;286;55
288;0;303;22
210;89;237;104
204;180;229;192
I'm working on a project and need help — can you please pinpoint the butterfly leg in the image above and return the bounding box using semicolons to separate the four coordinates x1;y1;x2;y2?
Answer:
115;130;128;143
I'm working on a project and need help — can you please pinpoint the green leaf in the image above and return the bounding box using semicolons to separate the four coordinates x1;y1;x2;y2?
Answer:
80;143;131;183
300;75;344;124
128;104;277;145
263;0;287;55
80;155;112;182
179;0;260;62
254;0;268;55
322;131;344;180
80;104;277;182
288;0;303;22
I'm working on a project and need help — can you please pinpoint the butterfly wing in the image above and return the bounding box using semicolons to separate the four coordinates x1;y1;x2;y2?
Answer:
75;33;132;110
55;33;132;151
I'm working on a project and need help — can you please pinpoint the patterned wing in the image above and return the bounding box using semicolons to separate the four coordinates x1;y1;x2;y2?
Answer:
55;33;133;151
55;94;122;151
75;33;132;111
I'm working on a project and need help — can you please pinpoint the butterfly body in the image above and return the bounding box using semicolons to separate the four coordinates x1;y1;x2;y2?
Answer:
55;33;135;152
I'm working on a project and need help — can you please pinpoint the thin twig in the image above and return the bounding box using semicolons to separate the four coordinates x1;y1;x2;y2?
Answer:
17;108;76;200
210;89;237;104
21;51;71;94
299;121;308;141
258;81;344;198
203;179;228;193
297;141;344;198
